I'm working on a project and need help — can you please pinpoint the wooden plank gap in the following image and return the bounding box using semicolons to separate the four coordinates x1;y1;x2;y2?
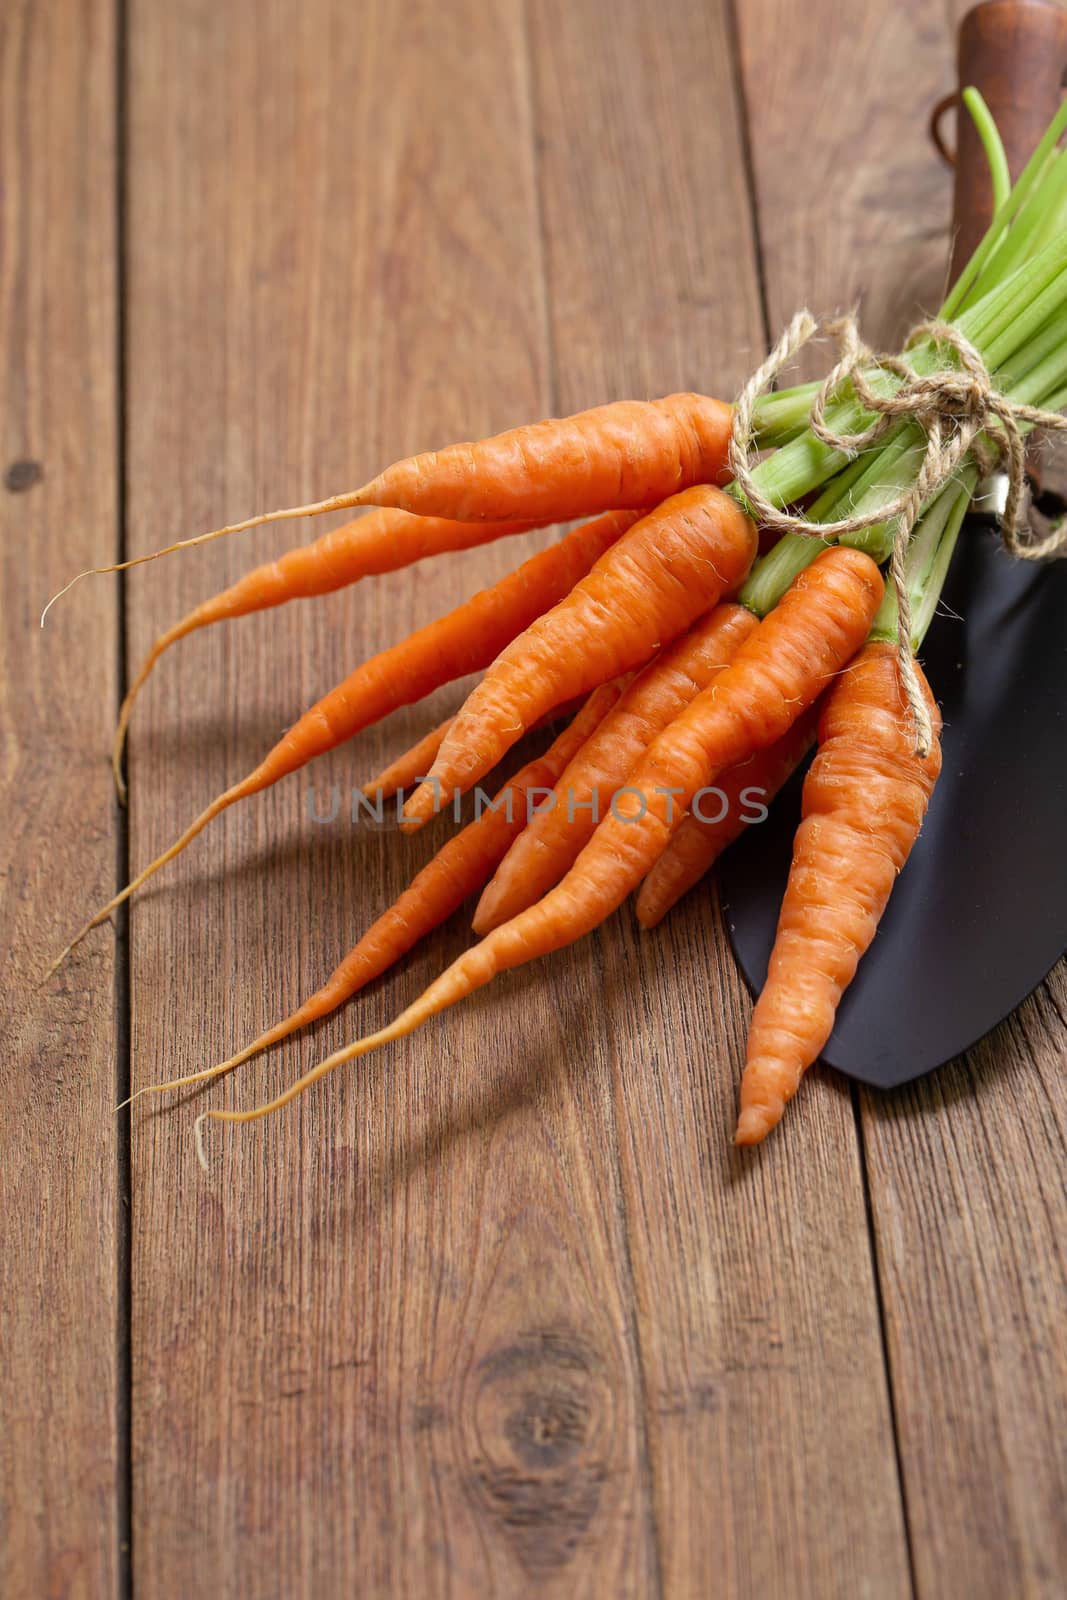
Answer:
519;0;560;420
113;0;134;1594
725;0;772;346
850;1081;920;1600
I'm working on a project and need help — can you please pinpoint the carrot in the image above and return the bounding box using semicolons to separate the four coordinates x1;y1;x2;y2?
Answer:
402;486;759;824
735;642;942;1146
111;510;541;801
346;393;733;521
634;708;818;929
362;716;454;802
362;693;591;803
48;392;732;605
472;602;759;933
51;511;638;969
193;546;883;1138
145;684;622;1102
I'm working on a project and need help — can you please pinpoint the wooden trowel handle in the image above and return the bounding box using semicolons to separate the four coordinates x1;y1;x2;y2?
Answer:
949;0;1067;286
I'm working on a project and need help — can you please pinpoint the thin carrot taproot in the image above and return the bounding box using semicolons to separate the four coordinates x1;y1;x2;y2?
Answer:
362;692;592;803
50;511;638;971
48;392;732;603
111;509;542;801
193;546;883;1138
735;642;942;1146
472;602;759;933
403;486;759;824
362;716;455;802
143;684;622;1102
634;708;819;929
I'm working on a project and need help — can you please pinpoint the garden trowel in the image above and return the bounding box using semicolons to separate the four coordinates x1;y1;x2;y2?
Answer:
722;0;1067;1088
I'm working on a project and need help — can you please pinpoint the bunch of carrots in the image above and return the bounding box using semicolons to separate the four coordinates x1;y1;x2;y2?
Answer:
51;94;1067;1154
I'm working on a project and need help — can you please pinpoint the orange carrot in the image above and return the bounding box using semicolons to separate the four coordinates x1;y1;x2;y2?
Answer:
403;486;759;824
362;716;454;802
50;393;732;605
53;511;638;967
634;708;818;929
362;693;592;803
735;642;942;1146
112;509;541;800
194;547;883;1135
145;684;622;1101
346;393;734;521
472;602;759;933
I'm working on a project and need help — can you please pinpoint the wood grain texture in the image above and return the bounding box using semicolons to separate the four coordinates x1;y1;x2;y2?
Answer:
3;0;1054;1593
740;0;952;379
0;1;121;1596
125;0;654;1594
738;1;1067;1594
528;2;911;1595
862;978;1067;1598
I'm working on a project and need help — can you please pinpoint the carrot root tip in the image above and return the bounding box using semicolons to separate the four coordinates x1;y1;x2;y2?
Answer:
40;572;93;626
42;941;77;984
45;903;115;981
734;1102;782;1146
194;1114;213;1173
401;785;439;825
116;1081;175;1112
397;812;430;835
115;1091;137;1114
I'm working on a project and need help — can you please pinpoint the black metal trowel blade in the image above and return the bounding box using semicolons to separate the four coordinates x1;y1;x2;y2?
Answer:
721;520;1067;1088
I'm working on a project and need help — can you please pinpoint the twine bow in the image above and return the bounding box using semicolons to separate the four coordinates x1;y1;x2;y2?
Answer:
729;311;1067;755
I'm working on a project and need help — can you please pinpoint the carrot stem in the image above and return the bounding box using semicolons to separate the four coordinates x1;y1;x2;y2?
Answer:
740;225;1067;555
941;95;1067;317
869;470;977;650
738;434;925;616
962;88;1011;217
741;236;1067;623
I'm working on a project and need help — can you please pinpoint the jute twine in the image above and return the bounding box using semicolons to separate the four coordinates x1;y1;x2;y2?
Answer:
728;311;1067;756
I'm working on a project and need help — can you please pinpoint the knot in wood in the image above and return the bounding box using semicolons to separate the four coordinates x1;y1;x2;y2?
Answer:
460;1328;614;1575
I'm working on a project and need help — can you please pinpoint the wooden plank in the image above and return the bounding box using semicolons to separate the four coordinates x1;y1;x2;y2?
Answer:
739;0;952;379
862;978;1067;1597
0;0;121;1595
738;2;1067;1594
529;2;912;1595
125;1;657;1593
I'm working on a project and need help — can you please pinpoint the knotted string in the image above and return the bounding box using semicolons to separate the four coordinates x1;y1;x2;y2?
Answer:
729;311;1067;755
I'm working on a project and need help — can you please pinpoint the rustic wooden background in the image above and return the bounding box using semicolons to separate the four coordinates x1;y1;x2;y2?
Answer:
3;1;1066;1595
